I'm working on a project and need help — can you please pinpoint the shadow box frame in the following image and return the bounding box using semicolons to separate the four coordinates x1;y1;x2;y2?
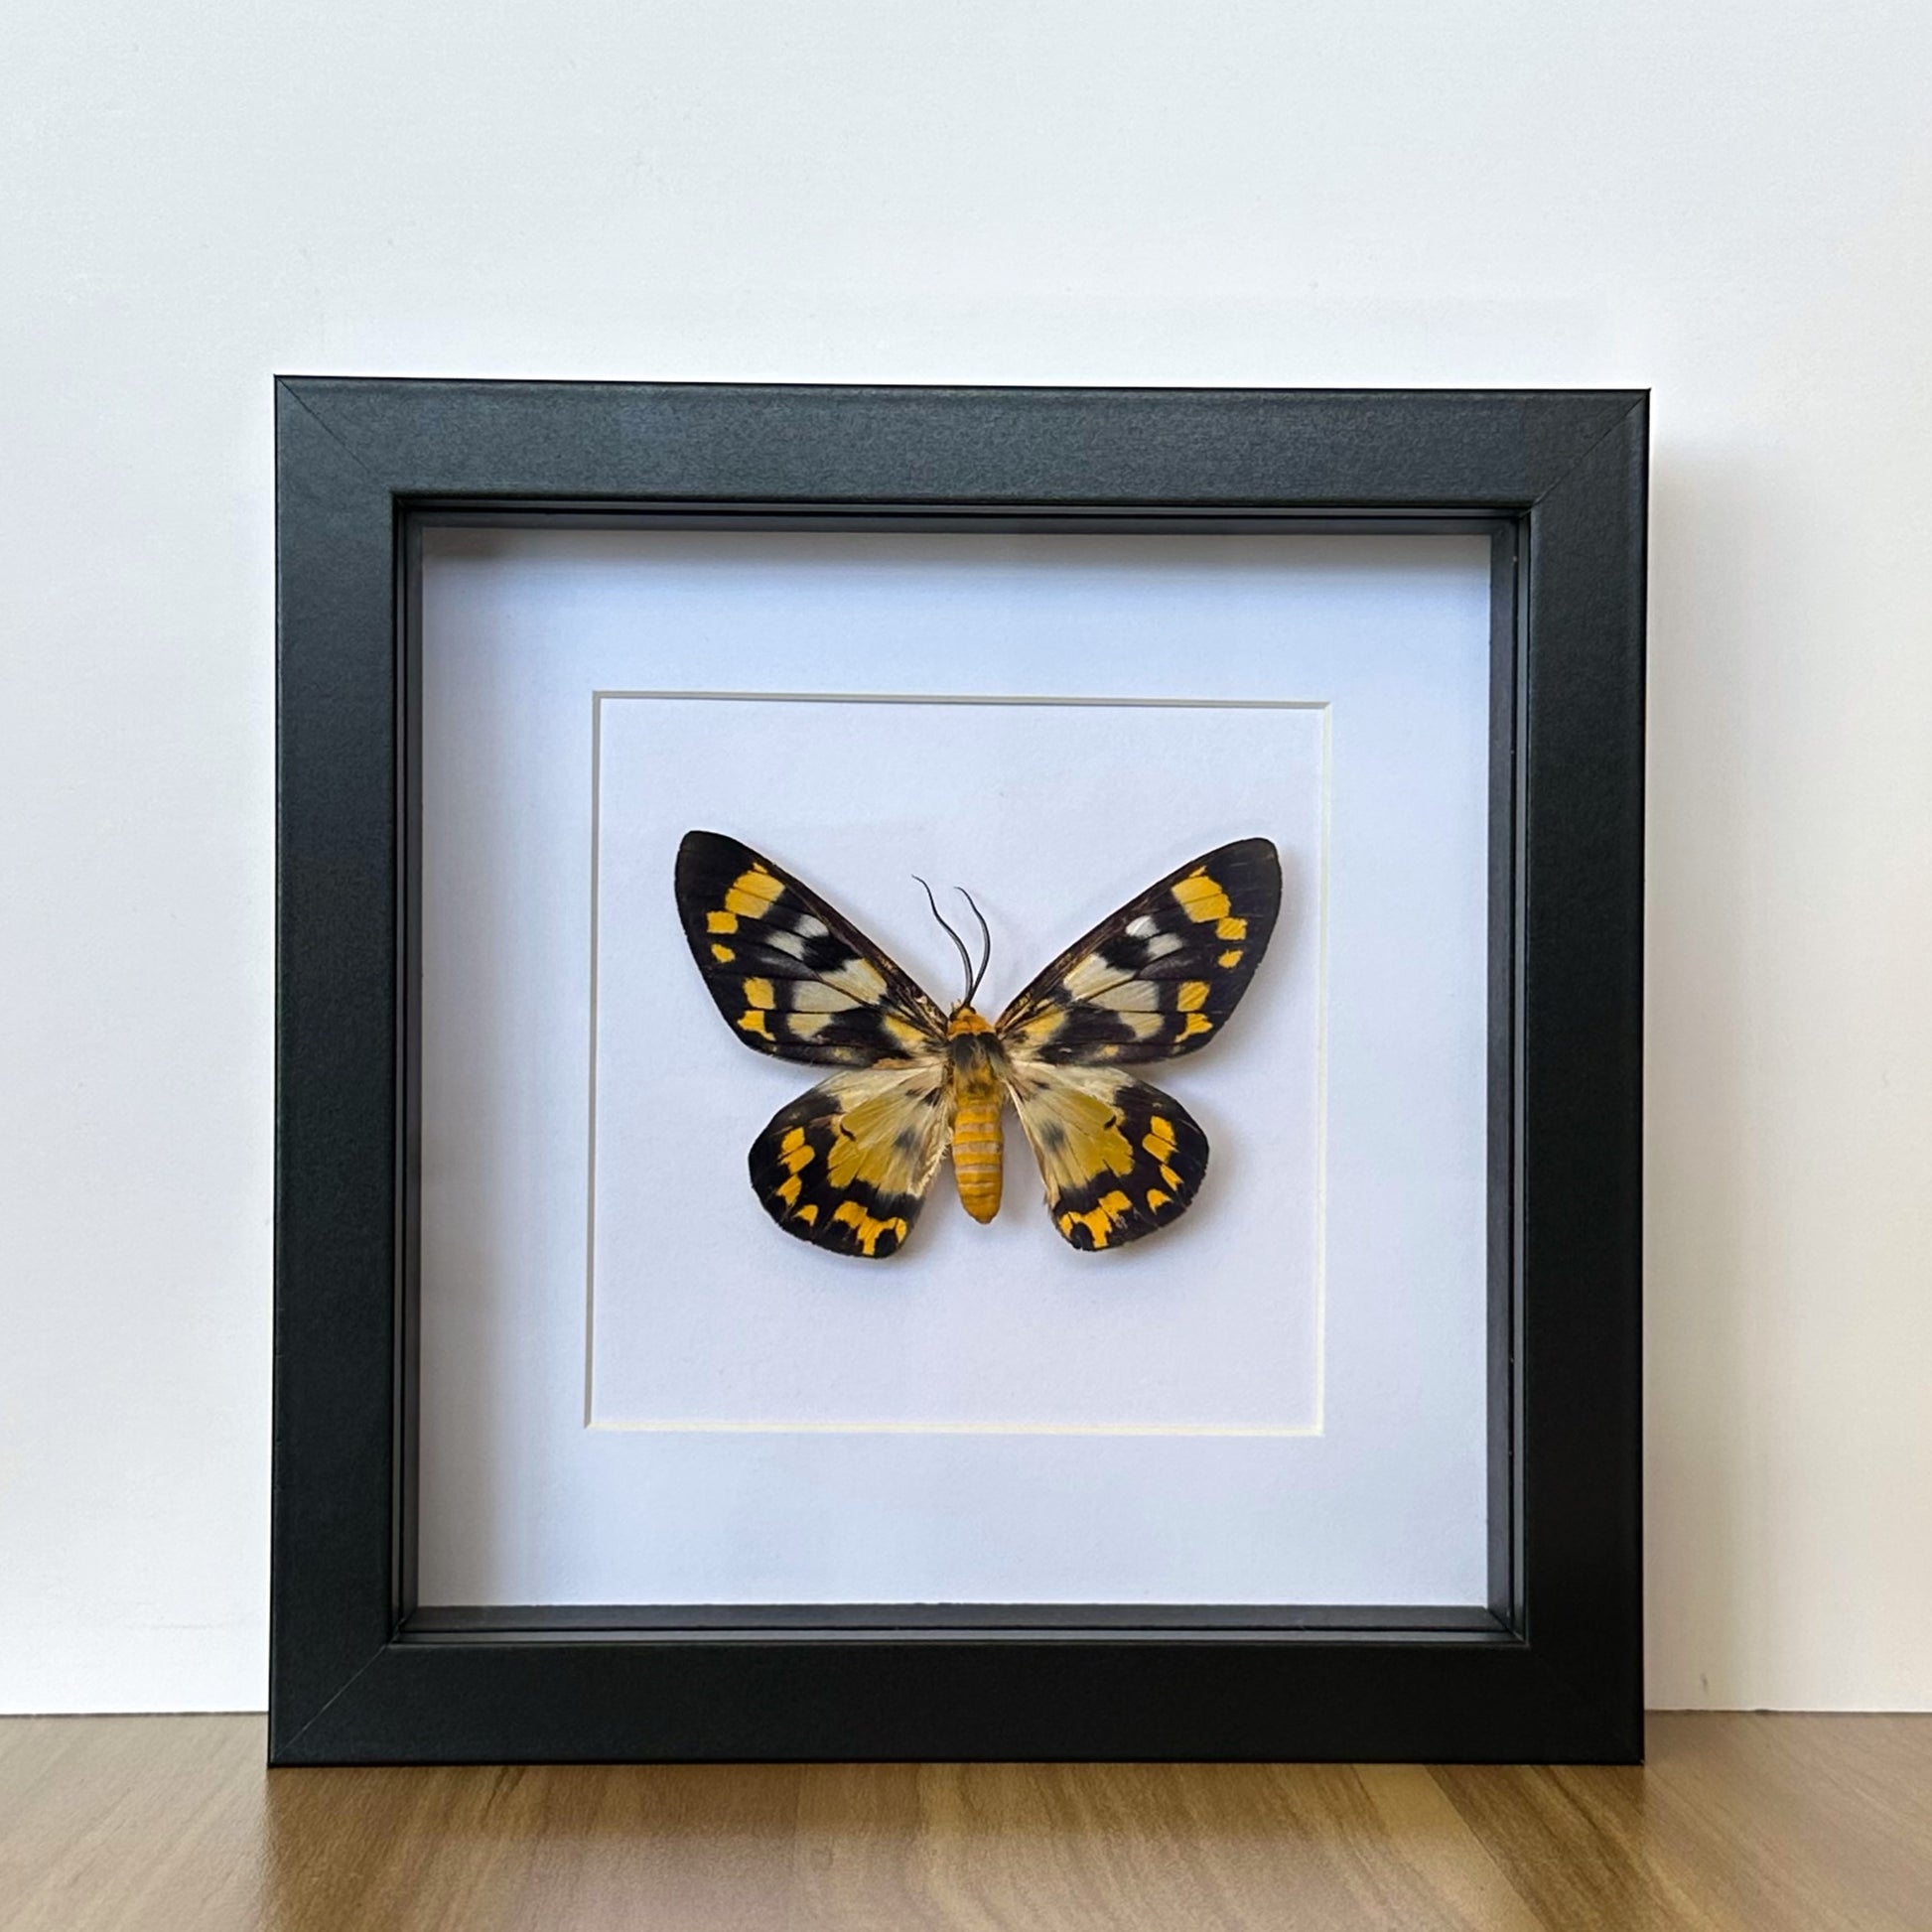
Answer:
271;378;1646;1766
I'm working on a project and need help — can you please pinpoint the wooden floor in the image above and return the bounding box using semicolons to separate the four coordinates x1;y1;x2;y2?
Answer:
1;1715;1928;1930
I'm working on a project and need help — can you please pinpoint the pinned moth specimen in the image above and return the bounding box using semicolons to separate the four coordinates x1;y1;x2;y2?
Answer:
675;830;1281;1258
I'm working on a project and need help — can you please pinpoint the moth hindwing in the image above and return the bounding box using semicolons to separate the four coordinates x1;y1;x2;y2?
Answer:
749;1066;950;1259
1005;1063;1211;1251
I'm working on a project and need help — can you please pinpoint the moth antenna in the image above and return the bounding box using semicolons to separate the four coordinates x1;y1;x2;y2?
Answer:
956;888;992;1005
913;875;976;1006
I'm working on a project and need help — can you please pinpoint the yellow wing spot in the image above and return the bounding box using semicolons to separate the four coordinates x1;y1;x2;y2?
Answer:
1147;1188;1172;1212
1215;915;1247;941
779;1140;815;1174
711;942;736;963
1178;1012;1213;1040
1057;1190;1134;1250
1173;871;1231;923
724;868;784;918
831;1198;908;1257
1176;980;1210;1012
743;977;775;1010
1160;1164;1181;1189
1019;1008;1066;1045
780;1127;807;1152
1217;949;1243;969
738;1010;773;1038
1144;1119;1177;1160
707;911;739;934
776;1175;803;1208
794;1204;819;1226
882;1016;931;1054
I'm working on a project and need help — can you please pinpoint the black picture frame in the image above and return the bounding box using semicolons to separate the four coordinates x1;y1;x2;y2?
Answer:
273;380;1646;1765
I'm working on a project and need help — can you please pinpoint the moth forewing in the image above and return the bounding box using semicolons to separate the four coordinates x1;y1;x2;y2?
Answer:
674;830;948;1066
994;837;1283;1066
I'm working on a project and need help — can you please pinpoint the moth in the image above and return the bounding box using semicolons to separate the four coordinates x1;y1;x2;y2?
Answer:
674;830;1283;1258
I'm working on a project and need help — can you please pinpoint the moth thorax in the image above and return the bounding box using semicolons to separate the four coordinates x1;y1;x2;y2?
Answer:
946;1006;994;1037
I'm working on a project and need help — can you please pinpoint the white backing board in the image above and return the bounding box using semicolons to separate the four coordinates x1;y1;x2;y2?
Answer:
416;530;1493;1606
591;694;1325;1433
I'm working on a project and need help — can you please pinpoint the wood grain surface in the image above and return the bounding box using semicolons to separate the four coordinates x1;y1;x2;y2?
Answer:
1;1714;1926;1930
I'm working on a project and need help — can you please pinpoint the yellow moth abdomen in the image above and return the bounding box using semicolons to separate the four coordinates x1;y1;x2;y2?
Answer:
950;1095;1004;1222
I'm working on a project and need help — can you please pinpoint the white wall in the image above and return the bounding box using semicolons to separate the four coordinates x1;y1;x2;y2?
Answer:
3;0;1928;1714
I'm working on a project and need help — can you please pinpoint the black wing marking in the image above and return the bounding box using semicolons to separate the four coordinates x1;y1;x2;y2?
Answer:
675;830;948;1066
995;838;1282;1064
